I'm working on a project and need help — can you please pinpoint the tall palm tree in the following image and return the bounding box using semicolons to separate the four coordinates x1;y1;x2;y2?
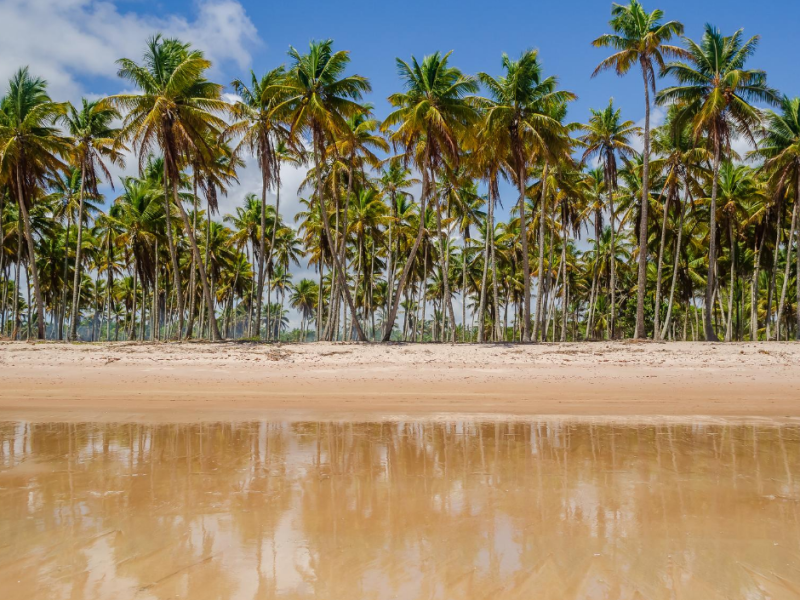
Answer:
64;98;124;340
109;35;228;340
228;67;291;338
579;99;639;337
479;50;575;341
280;39;370;341
379;158;418;316
382;51;478;342
290;278;318;340
0;67;69;339
657;24;779;340
471;125;508;342
649;107;708;339
593;0;686;338
753;96;800;339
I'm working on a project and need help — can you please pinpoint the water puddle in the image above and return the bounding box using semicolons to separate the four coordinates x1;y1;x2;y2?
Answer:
1;419;799;599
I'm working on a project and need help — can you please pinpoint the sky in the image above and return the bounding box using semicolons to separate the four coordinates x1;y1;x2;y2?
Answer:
1;0;798;324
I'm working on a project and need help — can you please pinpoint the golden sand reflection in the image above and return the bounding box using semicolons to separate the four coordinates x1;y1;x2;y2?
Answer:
1;419;799;599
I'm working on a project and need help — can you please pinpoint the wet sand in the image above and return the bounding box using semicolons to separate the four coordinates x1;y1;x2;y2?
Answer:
1;341;800;420
2;419;799;599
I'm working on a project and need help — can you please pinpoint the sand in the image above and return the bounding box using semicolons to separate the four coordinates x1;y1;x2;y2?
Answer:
1;340;799;421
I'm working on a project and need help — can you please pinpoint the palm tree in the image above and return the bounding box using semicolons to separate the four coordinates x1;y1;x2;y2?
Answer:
280;39;370;341
0;67;69;339
471;126;508;342
650;107;708;339
657;24;779;340
109;35;228;340
109;177;165;339
64;98;124;340
715;162;760;341
382;50;478;342
228;67;290;338
379;158;418;316
753;96;800;339
579;99;639;337
290;278;318;340
593;0;686;338
479;50;575;341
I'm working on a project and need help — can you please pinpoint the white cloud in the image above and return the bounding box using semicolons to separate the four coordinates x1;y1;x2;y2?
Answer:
0;0;259;101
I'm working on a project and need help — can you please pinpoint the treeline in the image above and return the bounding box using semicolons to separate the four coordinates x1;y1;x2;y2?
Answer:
0;1;798;343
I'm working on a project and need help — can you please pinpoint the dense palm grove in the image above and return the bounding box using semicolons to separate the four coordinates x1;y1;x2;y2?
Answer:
0;1;798;343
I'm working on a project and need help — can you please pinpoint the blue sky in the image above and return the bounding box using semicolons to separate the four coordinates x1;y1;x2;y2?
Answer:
1;0;796;220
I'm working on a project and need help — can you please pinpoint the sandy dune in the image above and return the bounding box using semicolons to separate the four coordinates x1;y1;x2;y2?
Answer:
1;340;799;421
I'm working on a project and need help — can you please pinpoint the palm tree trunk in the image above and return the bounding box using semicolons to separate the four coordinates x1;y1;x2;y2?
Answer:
477;186;493;343
162;165;184;338
491;213;501;342
25;264;32;340
255;173;267;339
173;178;220;341
704;140;722;341
153;239;159;341
382;161;430;342
776;188;798;339
661;184;689;340
519;163;532;341
725;220;735;342
68;164;87;341
420;255;428;341
186;179;199;338
561;236;568;342
59;210;72;340
534;162;548;341
15;165;45;339
433;170;456;343
635;64;652;339
585;268;597;340
585;215;601;340
312;132;366;342
461;238;468;343
751;232;765;340
609;187;617;339
105;271;112;342
12;219;22;340
131;267;138;339
316;263;323;341
140;281;146;342
653;187;671;340
386;201;395;321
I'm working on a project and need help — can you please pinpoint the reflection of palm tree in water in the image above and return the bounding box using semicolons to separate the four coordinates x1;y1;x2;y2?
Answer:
3;420;799;598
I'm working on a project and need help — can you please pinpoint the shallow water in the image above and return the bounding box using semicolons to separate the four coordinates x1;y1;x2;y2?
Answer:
1;419;799;599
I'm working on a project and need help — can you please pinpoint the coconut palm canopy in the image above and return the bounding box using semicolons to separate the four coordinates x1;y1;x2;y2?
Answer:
0;1;798;343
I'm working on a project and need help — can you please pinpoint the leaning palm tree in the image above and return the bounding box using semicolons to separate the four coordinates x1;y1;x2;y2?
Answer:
593;0;686;338
579;99;639;338
478;50;575;341
228;66;291;338
64;98;124;340
752;96;800;339
381;50;478;342
0;67;69;339
108;35;228;340
279;39;370;341
657;24;779;340
379;157;418;315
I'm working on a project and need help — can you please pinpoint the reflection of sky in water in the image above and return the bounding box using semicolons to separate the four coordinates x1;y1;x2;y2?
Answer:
0;419;799;599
